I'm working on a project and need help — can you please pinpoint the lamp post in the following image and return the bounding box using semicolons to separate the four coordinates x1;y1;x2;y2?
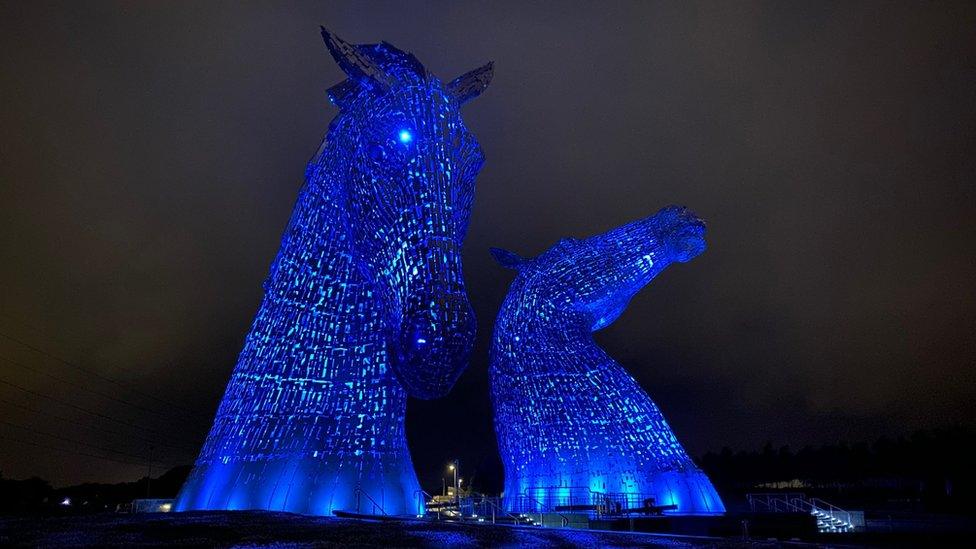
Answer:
448;459;459;508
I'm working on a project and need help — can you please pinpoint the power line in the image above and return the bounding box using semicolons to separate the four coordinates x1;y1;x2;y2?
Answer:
0;433;161;468
0;418;153;462
0;395;197;455
0;353;197;423
0;328;201;413
0;376;194;442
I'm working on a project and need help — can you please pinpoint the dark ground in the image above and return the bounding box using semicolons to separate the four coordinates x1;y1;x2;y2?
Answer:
0;511;793;548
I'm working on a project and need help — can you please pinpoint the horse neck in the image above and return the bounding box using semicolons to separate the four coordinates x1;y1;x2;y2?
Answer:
267;165;386;345
492;278;596;373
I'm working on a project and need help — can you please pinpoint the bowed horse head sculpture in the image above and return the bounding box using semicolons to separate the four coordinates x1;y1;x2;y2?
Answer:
322;28;492;398
492;205;706;331
489;205;724;514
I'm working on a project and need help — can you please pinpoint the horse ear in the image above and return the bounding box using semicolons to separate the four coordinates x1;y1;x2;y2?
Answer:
490;247;526;270
447;62;494;105
320;27;391;92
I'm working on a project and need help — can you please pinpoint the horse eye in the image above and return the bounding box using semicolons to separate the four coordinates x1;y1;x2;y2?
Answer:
366;143;386;163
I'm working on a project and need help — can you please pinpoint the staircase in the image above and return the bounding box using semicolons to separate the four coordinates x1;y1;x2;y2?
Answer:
746;492;862;533
809;504;856;533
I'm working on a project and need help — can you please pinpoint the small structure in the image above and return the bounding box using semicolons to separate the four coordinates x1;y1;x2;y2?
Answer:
130;499;174;513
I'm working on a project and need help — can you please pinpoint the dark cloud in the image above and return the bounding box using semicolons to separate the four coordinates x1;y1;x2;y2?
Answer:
1;1;974;489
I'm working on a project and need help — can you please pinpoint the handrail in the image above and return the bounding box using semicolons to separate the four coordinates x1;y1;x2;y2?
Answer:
746;492;856;532
532;485;590;512
417;492;534;526
478;495;524;525
522;491;570;527
787;496;817;514
354;484;387;516
810;497;853;527
414;489;438;519
747;493;807;514
788;496;852;526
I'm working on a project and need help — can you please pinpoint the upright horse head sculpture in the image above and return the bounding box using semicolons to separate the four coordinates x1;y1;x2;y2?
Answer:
320;28;490;397
175;29;491;516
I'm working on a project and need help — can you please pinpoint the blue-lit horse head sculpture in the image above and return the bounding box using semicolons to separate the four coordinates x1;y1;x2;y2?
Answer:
489;206;725;514
175;29;491;516
321;28;490;398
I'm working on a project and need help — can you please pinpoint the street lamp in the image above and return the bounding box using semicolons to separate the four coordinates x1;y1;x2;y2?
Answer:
448;460;459;507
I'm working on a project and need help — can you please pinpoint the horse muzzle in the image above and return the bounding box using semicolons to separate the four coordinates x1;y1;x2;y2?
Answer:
389;292;476;399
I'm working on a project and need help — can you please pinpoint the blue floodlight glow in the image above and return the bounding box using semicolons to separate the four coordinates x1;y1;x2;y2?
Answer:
398;129;413;143
174;28;492;516
489;206;725;514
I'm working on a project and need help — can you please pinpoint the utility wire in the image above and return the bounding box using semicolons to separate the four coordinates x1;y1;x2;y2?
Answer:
0;376;188;441
1;418;154;462
0;395;197;454
0;353;195;423
0;433;162;468
0;329;201;414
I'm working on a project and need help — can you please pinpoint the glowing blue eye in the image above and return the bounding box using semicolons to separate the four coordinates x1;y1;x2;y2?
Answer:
398;130;413;143
416;338;427;345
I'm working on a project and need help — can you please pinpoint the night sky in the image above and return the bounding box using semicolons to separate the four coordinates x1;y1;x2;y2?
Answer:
1;2;974;491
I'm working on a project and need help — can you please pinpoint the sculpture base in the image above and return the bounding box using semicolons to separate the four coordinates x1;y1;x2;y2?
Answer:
174;456;422;516
505;468;725;515
643;469;726;514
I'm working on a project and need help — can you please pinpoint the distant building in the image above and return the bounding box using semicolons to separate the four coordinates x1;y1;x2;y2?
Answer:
131;499;173;513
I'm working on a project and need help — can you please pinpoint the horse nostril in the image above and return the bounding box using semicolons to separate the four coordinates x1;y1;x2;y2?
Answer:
388;296;476;399
399;319;432;357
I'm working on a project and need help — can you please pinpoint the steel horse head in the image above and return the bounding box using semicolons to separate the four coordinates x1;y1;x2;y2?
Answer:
174;30;491;516
318;28;492;398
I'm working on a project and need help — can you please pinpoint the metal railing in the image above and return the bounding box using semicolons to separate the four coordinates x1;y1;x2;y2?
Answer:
519;491;570;527
746;492;858;533
354;484;387;516
414;487;687;529
482;495;525;525
415;491;534;526
747;492;808;514
467;495;528;525
505;487;669;518
414;489;438;519
808;497;857;532
504;487;593;514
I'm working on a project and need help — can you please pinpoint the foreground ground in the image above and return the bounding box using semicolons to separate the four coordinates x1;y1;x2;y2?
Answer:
0;511;807;548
